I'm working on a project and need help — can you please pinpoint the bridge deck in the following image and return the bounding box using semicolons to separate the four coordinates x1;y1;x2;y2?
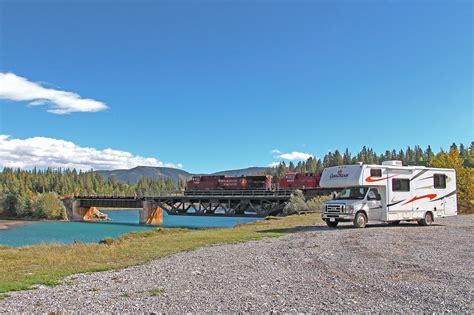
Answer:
74;191;292;217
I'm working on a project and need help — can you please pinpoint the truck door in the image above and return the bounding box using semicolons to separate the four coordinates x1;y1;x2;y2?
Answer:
367;187;384;221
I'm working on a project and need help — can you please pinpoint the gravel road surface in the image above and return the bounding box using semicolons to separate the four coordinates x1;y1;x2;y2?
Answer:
1;215;472;313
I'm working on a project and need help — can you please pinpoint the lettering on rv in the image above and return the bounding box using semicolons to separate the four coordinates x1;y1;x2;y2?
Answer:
329;168;349;179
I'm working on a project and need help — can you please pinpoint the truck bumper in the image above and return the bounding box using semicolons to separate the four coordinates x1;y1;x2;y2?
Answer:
321;213;355;222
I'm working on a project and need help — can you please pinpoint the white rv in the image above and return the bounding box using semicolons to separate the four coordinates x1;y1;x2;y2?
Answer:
319;161;457;228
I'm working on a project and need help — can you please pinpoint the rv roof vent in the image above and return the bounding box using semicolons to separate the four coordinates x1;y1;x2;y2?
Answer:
382;160;403;166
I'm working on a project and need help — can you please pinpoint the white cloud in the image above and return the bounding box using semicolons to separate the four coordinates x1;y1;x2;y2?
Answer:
0;135;181;170
278;151;313;161
0;72;108;114
271;149;281;154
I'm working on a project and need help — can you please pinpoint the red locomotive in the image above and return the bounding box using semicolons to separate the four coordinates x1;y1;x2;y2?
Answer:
186;175;273;191
277;172;321;190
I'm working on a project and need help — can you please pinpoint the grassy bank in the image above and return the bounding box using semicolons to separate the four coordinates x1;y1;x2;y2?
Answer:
0;213;321;293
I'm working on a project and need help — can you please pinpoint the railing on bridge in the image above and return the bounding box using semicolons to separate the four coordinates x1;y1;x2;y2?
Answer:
74;191;184;199
183;189;293;197
75;189;294;199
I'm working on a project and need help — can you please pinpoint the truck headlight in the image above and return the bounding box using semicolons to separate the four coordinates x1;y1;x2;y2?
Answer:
346;205;354;213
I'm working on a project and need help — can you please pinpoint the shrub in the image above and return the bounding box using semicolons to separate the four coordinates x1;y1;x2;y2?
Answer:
283;190;308;215
99;237;115;245
283;190;335;215
306;195;333;212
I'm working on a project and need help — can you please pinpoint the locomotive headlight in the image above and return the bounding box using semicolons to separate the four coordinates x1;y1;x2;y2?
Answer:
345;205;354;213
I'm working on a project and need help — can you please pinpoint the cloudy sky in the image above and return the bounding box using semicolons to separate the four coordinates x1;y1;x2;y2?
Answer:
0;1;472;172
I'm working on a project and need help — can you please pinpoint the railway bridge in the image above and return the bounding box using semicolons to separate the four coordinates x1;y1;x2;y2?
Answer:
65;190;293;225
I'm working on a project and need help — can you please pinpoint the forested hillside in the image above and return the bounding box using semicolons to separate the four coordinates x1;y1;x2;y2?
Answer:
0;169;177;219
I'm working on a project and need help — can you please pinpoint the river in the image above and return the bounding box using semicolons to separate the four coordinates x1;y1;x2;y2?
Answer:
0;210;261;247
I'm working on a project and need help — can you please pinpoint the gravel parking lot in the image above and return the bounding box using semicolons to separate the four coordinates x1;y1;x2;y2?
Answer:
1;215;472;313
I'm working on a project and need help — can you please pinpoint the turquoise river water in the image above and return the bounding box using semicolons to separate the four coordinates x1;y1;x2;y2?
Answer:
0;210;261;247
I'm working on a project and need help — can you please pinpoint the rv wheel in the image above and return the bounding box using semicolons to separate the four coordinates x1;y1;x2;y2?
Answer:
325;220;338;228
418;212;433;226
354;212;367;228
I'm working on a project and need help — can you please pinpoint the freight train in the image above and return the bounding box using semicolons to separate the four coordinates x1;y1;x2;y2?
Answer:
186;175;273;191
185;172;323;192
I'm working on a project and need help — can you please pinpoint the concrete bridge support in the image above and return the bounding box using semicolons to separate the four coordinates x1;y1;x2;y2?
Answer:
140;200;163;225
67;199;163;225
70;200;93;221
69;200;105;222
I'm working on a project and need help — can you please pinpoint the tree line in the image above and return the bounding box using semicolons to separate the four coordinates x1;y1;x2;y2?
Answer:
267;142;473;213
0;168;177;219
0;142;472;219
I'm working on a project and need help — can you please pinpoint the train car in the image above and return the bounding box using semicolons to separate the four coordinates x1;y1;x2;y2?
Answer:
235;175;273;190
186;175;273;191
278;172;321;190
186;175;222;190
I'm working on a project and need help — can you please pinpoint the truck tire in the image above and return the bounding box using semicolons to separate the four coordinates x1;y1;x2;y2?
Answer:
418;212;433;226
354;212;367;228
389;221;400;225
325;220;338;228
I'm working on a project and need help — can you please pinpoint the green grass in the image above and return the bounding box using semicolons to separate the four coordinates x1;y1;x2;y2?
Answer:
148;287;165;296
0;213;321;293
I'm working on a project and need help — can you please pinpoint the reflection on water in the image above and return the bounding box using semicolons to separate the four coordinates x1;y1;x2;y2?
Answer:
0;209;261;247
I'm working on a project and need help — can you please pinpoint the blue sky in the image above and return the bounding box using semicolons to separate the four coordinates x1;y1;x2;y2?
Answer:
0;0;472;173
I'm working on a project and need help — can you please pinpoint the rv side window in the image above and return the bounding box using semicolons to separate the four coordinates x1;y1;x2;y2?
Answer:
392;178;410;192
370;169;382;177
434;174;446;189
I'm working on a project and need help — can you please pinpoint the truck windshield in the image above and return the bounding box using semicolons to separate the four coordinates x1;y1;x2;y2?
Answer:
335;187;369;200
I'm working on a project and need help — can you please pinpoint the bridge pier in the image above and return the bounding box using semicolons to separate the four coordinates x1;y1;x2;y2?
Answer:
70;200;92;221
70;200;108;222
140;200;163;225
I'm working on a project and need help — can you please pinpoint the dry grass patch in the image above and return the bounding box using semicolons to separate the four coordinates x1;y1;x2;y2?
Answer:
0;213;321;293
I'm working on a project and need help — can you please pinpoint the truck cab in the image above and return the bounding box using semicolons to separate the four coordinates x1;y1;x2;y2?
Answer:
322;186;384;228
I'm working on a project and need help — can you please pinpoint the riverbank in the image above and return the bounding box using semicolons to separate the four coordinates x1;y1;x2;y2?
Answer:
0;220;27;230
1;215;472;313
0;213;320;293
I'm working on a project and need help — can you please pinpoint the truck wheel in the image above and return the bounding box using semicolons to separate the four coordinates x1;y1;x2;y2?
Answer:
354;212;367;228
418;212;433;226
325;220;338;228
390;221;400;225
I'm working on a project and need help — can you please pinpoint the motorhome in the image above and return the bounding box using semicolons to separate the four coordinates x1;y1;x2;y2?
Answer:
319;161;457;228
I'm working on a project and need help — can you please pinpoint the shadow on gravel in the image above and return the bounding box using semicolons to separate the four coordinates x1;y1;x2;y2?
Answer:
258;222;445;234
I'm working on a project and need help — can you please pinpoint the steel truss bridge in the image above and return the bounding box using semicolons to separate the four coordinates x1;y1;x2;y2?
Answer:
74;190;294;217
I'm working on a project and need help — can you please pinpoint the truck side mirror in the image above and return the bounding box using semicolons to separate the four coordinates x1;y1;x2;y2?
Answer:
368;191;381;201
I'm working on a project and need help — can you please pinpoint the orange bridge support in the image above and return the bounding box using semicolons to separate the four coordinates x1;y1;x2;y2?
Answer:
140;200;163;225
70;200;91;221
70;200;102;221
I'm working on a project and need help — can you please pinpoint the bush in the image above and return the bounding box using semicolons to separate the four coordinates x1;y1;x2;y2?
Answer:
283;190;335;215
99;237;115;245
283;190;308;215
306;195;333;212
32;192;68;219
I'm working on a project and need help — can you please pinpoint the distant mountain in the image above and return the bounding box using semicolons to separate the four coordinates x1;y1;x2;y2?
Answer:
211;167;269;176
96;166;270;184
